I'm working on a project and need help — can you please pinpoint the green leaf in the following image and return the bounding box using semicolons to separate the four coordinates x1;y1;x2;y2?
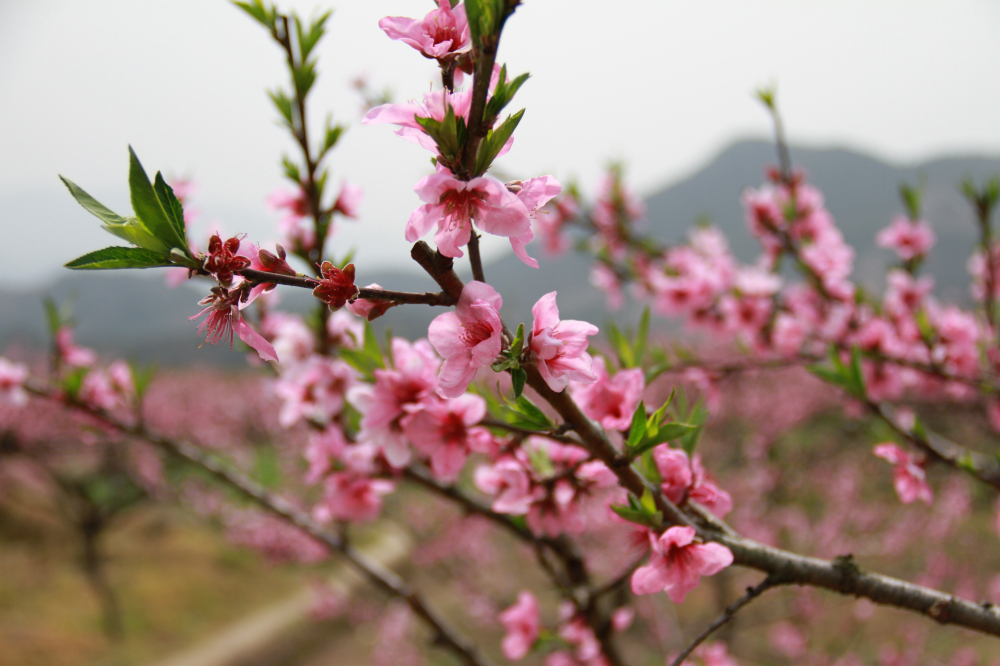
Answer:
610;491;663;529
473;108;524;176
59;175;127;226
511;367;527;398
634;307;650;366
510;323;525;359
269;89;295;127
65;246;173;270
849;345;866;398
292;61;317;98
606;321;632;368
655;422;697;444
415;105;464;163
956;452;977;474
625;401;647;450
322;121;344;155
899;183;922;220
501;394;554;431
678;403;707;457
233;0;275;28
153;172;188;250
128;147;186;250
341;320;385;380
295;11;330;62
253;446;282;488
464;0;489;47
43;296;62;336
484;69;530;121
130;361;157;400
105;217;172;253
61;174;169;252
281;155;301;183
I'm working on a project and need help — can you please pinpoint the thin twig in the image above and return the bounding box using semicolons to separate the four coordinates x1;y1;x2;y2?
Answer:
480;418;582;445
239;268;319;289
357;287;456;307
468;233;486;283
873;402;1000;490
668;576;779;666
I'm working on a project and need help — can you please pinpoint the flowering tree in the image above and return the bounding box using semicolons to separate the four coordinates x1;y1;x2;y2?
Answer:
5;1;1000;664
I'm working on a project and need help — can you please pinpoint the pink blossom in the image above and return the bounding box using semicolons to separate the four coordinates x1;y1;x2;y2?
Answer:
403;393;493;482
378;0;470;61
262;312;315;363
873;443;933;505
314;470;395;523
190;289;278;363
652;445;732;517
884;269;934;317
509;175;562;262
697;642;740;666
772;312;808;355
652;447;694;504
304;424;348;484
499;590;540;661
327;310;364;349
877;215;936;261
530;292;598;392
968;242;1000;301
536;193;579;256
557;607;602;663
347;283;394;322
590;263;623;311
275;356;355;426
79;369;122;411
267;187;314;251
349;338;440;467
570;357;644;431
313;443;394;523
428;281;504;399
475;458;539;515
406;173;538;267
769;621;807;659
610;607;634;632
364;89;473;155
0;357;29;407
56;327;96;368
630;526;733;603
333;181;363;218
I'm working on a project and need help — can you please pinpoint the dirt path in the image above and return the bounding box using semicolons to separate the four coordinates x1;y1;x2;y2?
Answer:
147;523;411;666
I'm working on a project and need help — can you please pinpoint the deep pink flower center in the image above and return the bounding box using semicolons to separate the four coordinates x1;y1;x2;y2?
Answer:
441;189;484;229
460;319;494;347
427;16;460;46
440;412;468;445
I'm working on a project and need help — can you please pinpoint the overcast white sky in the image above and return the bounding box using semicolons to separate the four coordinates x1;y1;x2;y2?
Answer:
2;0;999;286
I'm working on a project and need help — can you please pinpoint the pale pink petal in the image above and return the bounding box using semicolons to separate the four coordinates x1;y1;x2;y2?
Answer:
235;318;278;362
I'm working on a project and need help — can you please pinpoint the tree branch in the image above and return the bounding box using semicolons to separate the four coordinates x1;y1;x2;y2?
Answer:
874;402;1000;490
357;287;456;307
667;576;779;666
26;386;496;666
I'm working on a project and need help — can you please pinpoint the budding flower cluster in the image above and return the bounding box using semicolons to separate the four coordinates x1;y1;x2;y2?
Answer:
312;262;360;312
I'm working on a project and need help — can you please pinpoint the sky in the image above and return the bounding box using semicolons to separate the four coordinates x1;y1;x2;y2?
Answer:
2;0;999;287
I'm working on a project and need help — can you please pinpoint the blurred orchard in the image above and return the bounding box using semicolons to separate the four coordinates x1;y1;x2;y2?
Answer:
4;2;1000;665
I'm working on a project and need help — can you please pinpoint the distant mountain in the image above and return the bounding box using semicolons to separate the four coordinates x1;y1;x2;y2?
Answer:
3;141;998;366
643;141;1000;302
